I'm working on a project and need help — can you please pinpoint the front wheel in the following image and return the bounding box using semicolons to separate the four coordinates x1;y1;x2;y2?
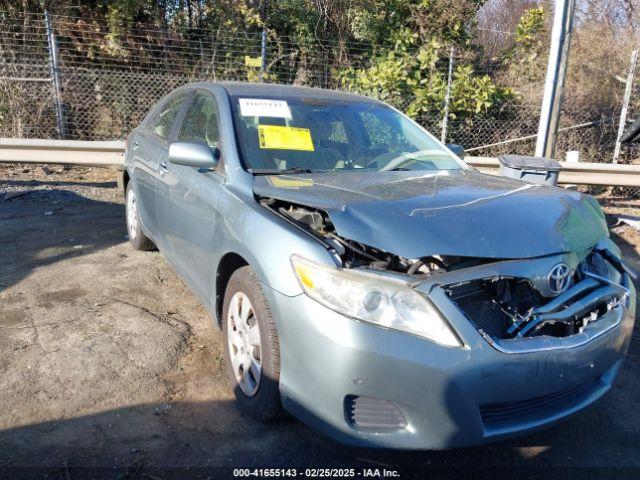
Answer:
125;181;155;251
222;266;282;421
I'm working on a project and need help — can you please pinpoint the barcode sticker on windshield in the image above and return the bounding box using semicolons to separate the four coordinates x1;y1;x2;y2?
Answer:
239;98;292;118
258;125;314;151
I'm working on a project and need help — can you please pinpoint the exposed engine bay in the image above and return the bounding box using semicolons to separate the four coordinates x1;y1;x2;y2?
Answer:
261;197;631;342
260;198;489;275
445;271;621;341
443;248;631;341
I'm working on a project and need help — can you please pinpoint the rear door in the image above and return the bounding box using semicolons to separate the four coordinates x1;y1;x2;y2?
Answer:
132;91;189;238
155;90;224;307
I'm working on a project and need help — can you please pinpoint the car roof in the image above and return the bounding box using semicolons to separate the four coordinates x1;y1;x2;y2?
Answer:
189;81;381;104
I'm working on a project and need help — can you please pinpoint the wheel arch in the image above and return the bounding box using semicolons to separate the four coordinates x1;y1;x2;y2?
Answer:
215;252;249;325
119;168;130;196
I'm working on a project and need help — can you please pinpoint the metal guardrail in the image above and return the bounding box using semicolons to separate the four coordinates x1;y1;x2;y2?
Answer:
468;156;640;187
0;138;124;169
1;138;640;187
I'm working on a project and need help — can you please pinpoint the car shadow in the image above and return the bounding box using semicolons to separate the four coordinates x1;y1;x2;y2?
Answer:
1;384;639;479
2;178;118;189
0;188;126;293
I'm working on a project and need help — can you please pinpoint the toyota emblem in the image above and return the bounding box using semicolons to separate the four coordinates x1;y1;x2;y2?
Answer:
547;263;571;295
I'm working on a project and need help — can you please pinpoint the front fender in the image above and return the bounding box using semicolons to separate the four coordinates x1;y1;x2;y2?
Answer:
214;199;336;298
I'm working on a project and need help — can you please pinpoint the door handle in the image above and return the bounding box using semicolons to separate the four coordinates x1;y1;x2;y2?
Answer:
159;162;168;176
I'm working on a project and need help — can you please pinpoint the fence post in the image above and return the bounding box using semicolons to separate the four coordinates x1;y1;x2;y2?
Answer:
441;45;455;143
198;38;204;77
613;49;638;164
260;28;267;81
44;10;66;139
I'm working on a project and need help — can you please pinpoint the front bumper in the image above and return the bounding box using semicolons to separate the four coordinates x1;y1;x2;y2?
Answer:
264;274;635;449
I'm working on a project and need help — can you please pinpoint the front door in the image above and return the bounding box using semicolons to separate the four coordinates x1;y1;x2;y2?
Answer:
155;90;224;308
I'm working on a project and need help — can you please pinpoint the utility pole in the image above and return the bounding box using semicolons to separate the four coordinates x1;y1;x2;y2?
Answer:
44;10;66;139
613;49;638;163
535;0;576;158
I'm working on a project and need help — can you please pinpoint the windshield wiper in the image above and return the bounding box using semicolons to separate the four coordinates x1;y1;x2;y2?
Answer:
250;167;315;175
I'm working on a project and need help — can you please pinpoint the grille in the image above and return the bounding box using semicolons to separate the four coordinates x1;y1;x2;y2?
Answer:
479;380;597;427
344;395;407;430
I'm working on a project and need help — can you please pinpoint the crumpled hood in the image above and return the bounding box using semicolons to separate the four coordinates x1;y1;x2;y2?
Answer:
253;169;608;259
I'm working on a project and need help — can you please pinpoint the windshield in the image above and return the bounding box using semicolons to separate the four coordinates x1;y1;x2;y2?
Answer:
230;95;464;174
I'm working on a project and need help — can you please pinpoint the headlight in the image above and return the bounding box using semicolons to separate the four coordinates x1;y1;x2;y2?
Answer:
291;254;462;347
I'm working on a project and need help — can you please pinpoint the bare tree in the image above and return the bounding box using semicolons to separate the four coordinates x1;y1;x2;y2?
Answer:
476;0;539;58
576;0;640;32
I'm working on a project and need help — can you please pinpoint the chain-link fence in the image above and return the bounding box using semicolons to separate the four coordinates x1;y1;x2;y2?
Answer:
0;13;379;142
0;14;538;146
1;12;639;197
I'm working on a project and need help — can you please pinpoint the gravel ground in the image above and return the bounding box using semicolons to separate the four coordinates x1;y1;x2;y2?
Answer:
1;164;639;479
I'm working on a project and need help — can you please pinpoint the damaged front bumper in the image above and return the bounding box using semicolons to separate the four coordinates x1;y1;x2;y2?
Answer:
265;247;636;449
431;245;634;352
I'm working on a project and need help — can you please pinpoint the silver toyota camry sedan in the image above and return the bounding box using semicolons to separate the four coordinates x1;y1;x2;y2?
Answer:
122;81;636;449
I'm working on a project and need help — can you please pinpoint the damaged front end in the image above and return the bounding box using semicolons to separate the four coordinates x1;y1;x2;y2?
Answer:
443;249;632;344
260;197;487;276
261;197;633;349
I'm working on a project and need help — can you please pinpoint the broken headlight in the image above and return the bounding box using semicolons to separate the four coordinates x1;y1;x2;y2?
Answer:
290;255;462;347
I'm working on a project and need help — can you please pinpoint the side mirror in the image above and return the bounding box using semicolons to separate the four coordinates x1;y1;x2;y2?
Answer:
446;143;465;159
168;141;219;169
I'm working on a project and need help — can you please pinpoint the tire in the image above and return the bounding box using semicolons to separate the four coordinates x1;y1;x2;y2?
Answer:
222;266;282;421
125;181;155;251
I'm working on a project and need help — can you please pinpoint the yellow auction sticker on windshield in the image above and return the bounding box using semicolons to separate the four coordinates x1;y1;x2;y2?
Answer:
258;125;314;151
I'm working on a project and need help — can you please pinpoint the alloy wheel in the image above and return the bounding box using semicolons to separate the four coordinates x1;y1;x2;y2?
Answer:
227;291;262;396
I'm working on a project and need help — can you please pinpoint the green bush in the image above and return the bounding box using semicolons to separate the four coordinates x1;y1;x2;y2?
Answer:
339;28;514;120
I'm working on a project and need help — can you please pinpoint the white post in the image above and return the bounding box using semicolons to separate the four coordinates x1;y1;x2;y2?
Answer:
260;28;267;82
535;0;576;158
613;49;638;164
441;46;455;143
44;10;66;139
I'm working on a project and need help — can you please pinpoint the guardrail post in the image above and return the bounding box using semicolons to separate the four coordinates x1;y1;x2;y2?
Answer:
44;11;66;140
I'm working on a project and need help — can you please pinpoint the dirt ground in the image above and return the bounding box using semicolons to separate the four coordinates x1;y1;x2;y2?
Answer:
1;164;640;479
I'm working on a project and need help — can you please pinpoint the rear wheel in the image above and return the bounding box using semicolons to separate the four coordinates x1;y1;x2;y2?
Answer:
125;181;154;251
222;266;282;421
